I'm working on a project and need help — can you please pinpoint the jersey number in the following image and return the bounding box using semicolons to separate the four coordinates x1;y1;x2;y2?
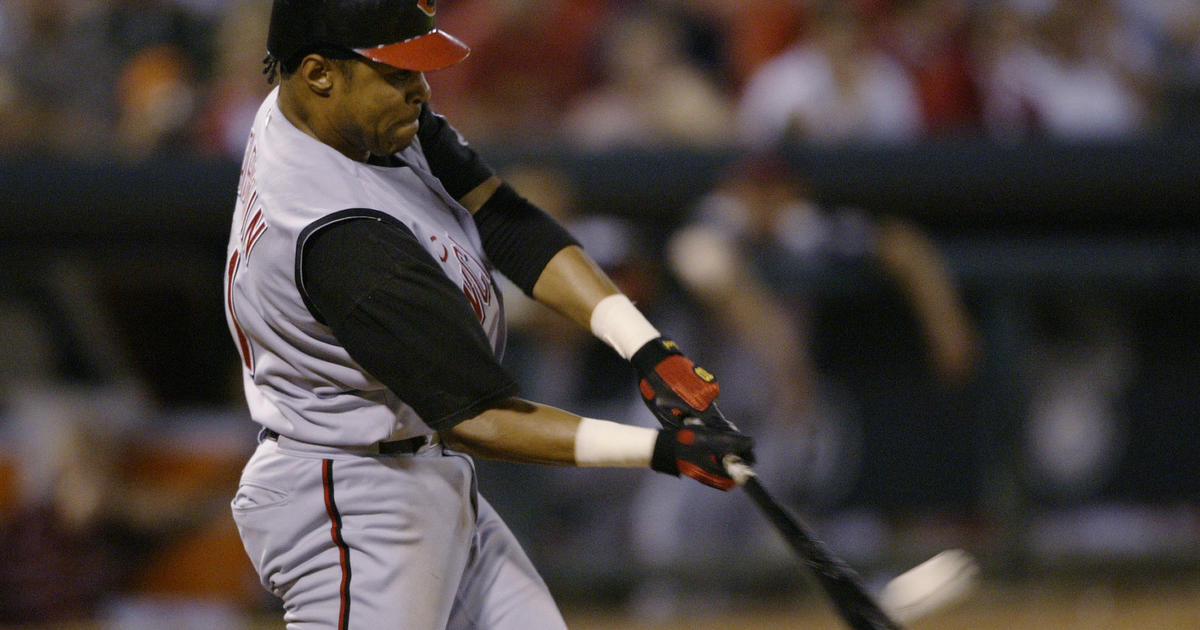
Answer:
226;205;268;372
226;249;254;371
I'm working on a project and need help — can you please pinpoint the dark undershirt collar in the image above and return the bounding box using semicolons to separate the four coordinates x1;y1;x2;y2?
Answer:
366;153;408;168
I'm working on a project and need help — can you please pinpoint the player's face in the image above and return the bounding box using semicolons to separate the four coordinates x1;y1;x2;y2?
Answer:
332;58;430;158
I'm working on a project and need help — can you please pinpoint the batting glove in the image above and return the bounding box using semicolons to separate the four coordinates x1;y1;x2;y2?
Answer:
651;424;755;491
631;338;724;429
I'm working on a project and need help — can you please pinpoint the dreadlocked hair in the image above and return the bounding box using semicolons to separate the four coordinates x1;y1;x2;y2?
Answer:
263;53;280;84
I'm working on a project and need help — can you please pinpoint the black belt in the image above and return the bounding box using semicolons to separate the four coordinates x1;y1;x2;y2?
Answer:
262;428;434;454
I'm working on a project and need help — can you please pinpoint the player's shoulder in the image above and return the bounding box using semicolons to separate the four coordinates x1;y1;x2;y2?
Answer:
249;96;364;222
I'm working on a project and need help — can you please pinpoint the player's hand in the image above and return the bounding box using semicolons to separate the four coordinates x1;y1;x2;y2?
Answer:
631;338;723;429
651;423;755;491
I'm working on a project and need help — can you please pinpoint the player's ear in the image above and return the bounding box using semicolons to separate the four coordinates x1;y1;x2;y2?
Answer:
296;54;338;96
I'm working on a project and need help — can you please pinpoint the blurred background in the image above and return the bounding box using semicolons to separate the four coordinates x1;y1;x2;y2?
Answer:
0;0;1197;628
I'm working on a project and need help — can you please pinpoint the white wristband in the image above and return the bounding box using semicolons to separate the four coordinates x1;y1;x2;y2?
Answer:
589;294;660;360
574;417;658;467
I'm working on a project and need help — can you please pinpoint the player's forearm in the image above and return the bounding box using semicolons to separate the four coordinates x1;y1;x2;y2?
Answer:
441;397;657;468
529;245;674;362
442;398;579;464
530;245;623;330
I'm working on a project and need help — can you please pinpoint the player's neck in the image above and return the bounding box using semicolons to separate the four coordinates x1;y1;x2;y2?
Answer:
277;84;370;163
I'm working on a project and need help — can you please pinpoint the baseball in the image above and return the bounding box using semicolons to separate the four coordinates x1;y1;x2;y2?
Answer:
880;549;980;624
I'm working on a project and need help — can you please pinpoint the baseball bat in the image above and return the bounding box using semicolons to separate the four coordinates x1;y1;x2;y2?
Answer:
724;456;903;630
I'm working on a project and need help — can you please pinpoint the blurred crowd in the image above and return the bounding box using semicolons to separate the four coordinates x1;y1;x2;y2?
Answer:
1;0;1199;161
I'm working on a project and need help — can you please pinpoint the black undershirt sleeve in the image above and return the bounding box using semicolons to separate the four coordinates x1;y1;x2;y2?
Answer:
472;184;580;295
417;104;494;199
300;215;518;430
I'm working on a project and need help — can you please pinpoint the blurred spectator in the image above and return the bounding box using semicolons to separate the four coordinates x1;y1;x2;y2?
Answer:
425;0;615;145
974;0;1156;139
1144;0;1200;80
676;151;981;472
686;0;809;90
0;291;150;625
115;44;200;159
0;0;212;158
103;0;214;65
668;153;979;390
1022;296;1133;502
0;384;150;625
191;0;273;159
108;0;214;158
560;5;735;149
735;3;924;147
0;270;254;627
0;0;120;156
0;384;253;628
1122;0;1200;130
877;0;984;136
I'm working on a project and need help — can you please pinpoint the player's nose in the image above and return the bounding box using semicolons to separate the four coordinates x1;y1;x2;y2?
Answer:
406;72;430;106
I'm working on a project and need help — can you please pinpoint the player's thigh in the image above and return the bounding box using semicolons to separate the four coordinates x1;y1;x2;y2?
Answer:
447;494;567;630
231;440;315;595
233;443;478;629
332;453;478;629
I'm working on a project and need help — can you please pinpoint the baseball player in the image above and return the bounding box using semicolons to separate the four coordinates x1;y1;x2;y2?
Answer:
222;1;754;629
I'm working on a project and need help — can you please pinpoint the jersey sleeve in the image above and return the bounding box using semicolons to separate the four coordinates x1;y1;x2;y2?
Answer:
417;104;494;200
299;215;518;430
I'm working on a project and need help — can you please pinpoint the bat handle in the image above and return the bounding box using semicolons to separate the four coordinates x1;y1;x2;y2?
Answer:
723;454;757;487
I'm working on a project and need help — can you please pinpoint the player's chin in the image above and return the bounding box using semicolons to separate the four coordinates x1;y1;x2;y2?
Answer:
385;120;419;154
381;133;420;154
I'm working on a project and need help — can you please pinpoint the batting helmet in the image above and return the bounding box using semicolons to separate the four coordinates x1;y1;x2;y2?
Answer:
266;0;470;75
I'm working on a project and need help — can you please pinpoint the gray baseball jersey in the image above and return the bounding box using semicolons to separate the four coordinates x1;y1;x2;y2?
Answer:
225;89;504;448
226;88;566;630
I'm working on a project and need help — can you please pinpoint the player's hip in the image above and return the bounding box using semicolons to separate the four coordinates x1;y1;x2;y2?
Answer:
231;437;475;516
231;439;479;593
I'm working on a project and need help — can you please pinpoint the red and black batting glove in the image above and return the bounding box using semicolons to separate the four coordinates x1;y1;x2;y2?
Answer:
631;338;724;429
651;424;756;491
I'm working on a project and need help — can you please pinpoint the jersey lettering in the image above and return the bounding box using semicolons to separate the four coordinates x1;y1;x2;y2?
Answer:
431;234;492;324
238;131;259;202
453;236;491;324
227;249;253;370
241;205;269;258
227;132;266;373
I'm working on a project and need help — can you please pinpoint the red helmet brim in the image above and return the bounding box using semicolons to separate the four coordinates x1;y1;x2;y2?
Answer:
355;29;469;72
